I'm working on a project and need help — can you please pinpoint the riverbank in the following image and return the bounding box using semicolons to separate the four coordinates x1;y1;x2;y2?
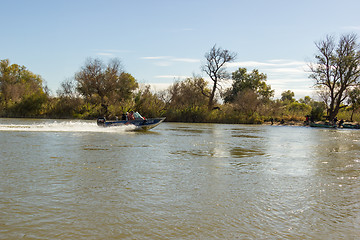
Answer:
263;119;306;126
1;116;359;128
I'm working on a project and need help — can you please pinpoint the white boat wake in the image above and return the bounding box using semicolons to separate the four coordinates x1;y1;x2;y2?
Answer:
0;119;136;133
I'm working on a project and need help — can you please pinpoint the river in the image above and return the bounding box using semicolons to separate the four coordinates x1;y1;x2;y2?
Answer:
0;118;359;239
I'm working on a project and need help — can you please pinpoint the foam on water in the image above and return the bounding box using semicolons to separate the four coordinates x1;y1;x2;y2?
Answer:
0;119;136;132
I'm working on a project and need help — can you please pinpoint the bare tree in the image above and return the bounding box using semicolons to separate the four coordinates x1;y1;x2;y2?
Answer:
57;78;78;98
75;58;138;106
309;33;360;120
202;45;237;109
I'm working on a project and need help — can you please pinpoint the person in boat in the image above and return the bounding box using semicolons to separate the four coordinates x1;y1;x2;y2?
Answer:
333;117;338;125
121;113;127;120
305;115;310;125
127;111;135;120
339;119;344;127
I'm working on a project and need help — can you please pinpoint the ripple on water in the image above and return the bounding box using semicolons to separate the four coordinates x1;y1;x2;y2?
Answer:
1;120;359;239
230;147;265;158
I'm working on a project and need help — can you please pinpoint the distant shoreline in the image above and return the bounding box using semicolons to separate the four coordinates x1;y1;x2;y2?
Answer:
1;117;359;128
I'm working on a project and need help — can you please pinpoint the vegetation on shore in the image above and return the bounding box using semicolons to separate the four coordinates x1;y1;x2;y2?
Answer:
1;34;360;124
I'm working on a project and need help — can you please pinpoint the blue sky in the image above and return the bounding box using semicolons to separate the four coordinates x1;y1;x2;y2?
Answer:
1;0;360;99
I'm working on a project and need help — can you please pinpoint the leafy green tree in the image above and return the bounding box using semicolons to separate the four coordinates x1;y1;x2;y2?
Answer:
224;68;274;103
117;72;139;102
8;92;47;117
75;58;138;116
309;101;326;121
299;96;312;105
281;90;295;102
166;76;211;122
168;76;210;109
348;87;360;121
309;33;360;120
134;85;166;118
287;102;311;116
52;78;82;118
0;59;47;116
202;45;237;109
231;89;261;116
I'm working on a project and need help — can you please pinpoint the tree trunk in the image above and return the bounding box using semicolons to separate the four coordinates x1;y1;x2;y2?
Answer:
208;94;215;110
350;109;354;122
329;110;337;121
208;80;217;110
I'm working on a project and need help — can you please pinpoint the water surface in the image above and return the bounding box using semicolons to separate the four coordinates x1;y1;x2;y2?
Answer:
0;119;359;239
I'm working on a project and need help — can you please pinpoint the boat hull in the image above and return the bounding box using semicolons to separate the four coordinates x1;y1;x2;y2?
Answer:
342;124;360;129
97;117;165;131
309;122;337;128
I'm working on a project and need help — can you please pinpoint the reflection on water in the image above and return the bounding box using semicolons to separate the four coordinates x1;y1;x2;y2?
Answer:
0;119;359;239
231;133;261;138
230;147;265;158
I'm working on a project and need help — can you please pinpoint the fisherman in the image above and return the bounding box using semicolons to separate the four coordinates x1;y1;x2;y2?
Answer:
127;111;135;120
333;117;338;125
339;119;344;127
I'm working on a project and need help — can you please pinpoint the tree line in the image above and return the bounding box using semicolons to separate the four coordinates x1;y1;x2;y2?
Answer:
1;33;360;124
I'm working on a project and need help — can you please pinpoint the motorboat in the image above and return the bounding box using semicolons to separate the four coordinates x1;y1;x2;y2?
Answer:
97;114;165;131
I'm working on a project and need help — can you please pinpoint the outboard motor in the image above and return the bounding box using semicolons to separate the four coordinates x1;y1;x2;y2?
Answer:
97;117;106;127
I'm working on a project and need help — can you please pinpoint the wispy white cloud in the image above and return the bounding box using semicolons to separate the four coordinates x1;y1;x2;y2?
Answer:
141;56;172;67
102;49;130;53
268;78;309;85
172;58;200;63
342;26;360;31
141;56;173;67
227;59;307;68
95;49;131;57
226;59;309;80
267;77;314;98
225;59;313;98
148;83;172;91
141;56;200;65
97;52;114;57
143;58;314;98
267;67;306;75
